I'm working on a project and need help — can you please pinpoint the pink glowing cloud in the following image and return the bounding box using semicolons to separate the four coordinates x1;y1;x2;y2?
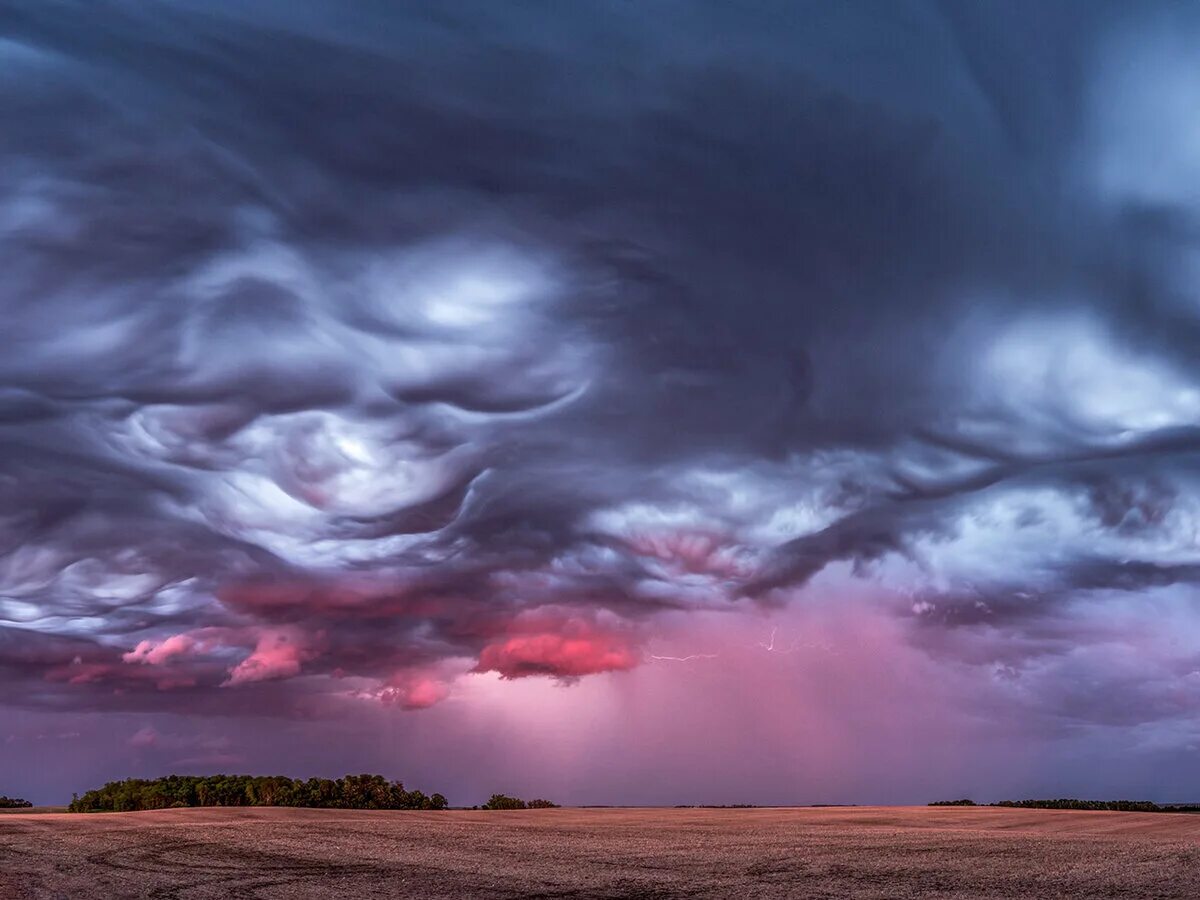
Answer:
44;659;198;691
118;625;320;688
223;629;316;686
219;575;648;689
380;671;452;710
473;612;641;679
123;634;199;665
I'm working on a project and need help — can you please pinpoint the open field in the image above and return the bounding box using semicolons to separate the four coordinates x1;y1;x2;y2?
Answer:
2;805;1199;898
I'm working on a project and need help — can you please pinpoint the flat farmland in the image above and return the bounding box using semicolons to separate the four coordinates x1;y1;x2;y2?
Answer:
3;805;1199;898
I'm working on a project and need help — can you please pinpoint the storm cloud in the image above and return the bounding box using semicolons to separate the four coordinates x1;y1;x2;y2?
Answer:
4;0;1200;802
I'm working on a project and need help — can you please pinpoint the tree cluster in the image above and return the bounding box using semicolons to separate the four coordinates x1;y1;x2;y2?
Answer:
68;774;447;813
481;794;559;810
994;799;1166;812
0;796;32;808
931;798;1200;813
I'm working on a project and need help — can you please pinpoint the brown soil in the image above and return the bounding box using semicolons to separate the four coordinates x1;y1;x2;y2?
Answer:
2;805;1198;898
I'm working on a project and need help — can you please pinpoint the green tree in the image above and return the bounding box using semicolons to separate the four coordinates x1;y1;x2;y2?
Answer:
67;774;450;813
483;794;527;810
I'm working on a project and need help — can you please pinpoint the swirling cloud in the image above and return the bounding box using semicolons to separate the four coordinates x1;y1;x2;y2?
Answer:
5;0;1200;803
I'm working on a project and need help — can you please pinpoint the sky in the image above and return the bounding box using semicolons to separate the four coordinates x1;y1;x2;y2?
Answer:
4;0;1200;807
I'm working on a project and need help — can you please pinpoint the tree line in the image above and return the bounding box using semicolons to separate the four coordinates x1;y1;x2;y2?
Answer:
0;796;32;808
68;774;447;812
931;798;1200;813
64;776;565;813
480;794;559;810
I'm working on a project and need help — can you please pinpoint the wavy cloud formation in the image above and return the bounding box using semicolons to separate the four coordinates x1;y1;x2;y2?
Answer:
4;1;1200;801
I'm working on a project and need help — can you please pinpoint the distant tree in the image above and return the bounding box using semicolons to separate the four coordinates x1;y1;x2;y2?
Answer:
482;794;528;810
929;799;977;806
481;794;559;810
0;796;32;809
404;790;428;810
67;775;448;813
991;798;1161;812
340;774;390;809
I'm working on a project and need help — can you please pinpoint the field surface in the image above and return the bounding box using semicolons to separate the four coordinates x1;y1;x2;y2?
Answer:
2;805;1199;898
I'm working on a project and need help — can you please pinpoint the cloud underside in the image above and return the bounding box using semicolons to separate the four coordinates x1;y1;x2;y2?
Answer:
3;0;1200;733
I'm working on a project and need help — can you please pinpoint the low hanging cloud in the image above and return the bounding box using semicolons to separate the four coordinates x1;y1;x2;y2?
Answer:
473;611;642;680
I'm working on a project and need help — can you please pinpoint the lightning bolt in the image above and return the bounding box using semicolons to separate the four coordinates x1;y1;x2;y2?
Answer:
754;626;839;655
756;626;802;653
649;653;719;662
756;626;793;652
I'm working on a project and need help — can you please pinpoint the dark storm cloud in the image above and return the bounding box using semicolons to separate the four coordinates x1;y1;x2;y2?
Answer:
4;0;1200;734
